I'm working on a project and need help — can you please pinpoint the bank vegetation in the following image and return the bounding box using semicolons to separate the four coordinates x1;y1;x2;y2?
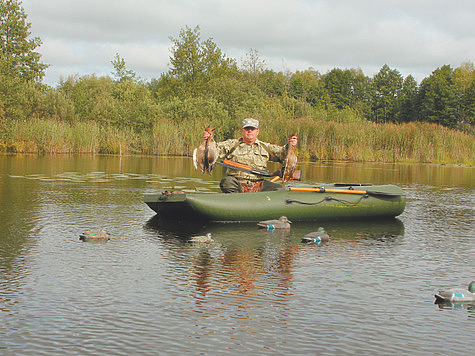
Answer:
1;2;473;165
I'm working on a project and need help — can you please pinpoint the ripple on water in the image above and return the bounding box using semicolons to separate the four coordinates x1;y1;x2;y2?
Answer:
1;163;474;355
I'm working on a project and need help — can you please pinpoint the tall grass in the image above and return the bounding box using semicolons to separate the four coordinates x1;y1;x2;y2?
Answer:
1;117;473;166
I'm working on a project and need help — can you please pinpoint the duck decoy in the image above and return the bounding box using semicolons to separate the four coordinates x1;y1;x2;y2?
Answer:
301;227;330;244
257;216;291;230
190;233;214;244
79;230;110;242
434;281;475;303
193;126;217;175
282;133;298;183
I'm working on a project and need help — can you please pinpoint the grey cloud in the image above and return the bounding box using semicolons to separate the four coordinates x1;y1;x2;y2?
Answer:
22;0;475;85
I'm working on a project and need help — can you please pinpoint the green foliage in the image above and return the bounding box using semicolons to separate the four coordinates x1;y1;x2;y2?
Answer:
417;65;460;128
159;95;233;138
111;53;136;82
0;0;47;82
168;25;238;97
57;75;160;131
288;69;325;106
0;0;48;121
372;64;403;123
323;68;354;109
397;75;418;122
258;70;286;97
454;62;475;130
111;78;161;131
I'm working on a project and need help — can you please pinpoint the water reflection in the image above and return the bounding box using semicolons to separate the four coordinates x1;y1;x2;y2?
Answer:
145;215;405;242
144;217;405;311
435;301;475;312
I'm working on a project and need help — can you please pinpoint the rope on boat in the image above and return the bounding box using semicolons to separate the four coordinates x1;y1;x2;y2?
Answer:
285;195;368;206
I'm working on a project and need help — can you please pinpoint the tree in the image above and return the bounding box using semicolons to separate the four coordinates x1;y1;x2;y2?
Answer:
417;65;460;128
258;69;286;97
397;75;418;122
168;25;236;96
372;64;403;122
0;0;48;81
111;53;136;83
288;69;325;107
0;0;48;121
350;68;373;118
323;68;354;109
454;62;474;128
241;48;266;86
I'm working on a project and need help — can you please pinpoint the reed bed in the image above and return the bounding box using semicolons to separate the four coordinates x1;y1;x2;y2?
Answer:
1;117;473;166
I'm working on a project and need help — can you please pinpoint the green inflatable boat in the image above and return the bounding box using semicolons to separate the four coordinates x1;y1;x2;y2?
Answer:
144;183;406;222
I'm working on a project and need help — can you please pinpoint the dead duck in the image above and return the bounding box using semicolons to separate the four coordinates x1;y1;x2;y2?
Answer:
282;133;298;183
301;227;330;244
79;230;110;242
190;233;214;244
434;281;475;303
257;216;291;230
193;126;217;175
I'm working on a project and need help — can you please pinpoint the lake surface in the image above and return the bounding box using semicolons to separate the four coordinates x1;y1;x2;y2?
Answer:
0;154;473;355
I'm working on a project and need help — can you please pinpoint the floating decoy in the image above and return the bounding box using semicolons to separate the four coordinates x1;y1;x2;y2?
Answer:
257;216;291;230
434;281;475;303
282;133;298;183
301;227;330;244
193;126;217;175
79;230;110;242
190;233;214;244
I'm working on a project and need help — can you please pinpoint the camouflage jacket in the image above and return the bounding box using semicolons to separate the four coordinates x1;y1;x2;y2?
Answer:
217;138;288;180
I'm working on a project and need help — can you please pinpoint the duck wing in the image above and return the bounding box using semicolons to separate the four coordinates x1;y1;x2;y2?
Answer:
302;231;329;243
193;143;207;174
257;219;279;229
435;288;475;303
193;148;199;170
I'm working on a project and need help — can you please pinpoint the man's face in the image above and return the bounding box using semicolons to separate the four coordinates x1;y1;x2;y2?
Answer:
241;127;259;144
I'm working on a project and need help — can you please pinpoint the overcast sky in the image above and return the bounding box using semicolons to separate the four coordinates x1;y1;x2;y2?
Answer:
21;0;475;86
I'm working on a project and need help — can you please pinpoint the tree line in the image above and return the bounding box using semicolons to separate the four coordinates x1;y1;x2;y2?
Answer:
0;1;473;161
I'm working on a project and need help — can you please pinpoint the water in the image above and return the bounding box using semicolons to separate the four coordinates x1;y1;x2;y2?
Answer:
0;155;473;355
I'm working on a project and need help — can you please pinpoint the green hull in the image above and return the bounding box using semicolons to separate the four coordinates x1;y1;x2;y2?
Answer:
144;183;406;222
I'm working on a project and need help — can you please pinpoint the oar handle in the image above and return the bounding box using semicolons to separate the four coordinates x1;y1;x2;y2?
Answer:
289;187;368;194
288;186;402;197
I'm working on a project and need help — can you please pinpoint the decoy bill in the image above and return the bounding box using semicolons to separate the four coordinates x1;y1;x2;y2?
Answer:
193;126;217;175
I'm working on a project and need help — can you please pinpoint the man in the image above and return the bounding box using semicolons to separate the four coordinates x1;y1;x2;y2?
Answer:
202;118;298;193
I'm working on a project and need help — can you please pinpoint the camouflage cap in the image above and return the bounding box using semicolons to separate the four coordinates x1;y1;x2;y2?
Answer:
242;118;259;128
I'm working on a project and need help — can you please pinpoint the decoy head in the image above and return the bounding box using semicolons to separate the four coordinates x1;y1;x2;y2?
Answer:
279;216;291;224
469;281;475;293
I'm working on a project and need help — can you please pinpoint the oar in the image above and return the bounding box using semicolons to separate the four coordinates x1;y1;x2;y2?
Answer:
288;187;402;197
